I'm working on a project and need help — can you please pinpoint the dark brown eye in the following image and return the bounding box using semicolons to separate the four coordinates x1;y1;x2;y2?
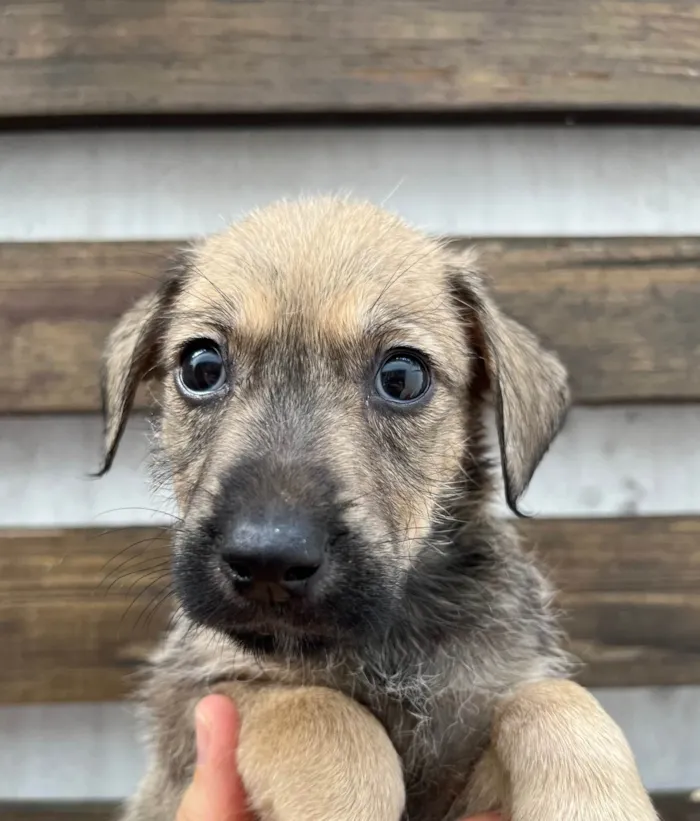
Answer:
375;351;431;404
179;341;227;396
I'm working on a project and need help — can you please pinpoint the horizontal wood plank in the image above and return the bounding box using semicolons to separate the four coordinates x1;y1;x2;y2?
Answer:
1;795;698;821
3;796;700;821
2;237;700;412
526;517;700;688
0;241;171;414
0;527;172;704
1;517;699;704
4;2;700;117
655;793;700;821
459;238;700;404
0;805;116;821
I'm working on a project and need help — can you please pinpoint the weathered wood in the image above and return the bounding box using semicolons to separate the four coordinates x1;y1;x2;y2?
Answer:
0;241;169;413
462;238;700;404
0;805;116;821
4;2;700;117
655;793;700;821
0;794;698;821
1;518;699;704
0;796;697;821
525;517;700;689
2;237;700;412
0;527;173;704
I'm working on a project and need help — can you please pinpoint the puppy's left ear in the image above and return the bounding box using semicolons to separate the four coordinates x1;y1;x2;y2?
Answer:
450;263;570;515
97;276;180;476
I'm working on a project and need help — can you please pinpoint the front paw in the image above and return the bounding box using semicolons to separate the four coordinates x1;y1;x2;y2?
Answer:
497;681;658;821
508;794;658;821
232;686;405;821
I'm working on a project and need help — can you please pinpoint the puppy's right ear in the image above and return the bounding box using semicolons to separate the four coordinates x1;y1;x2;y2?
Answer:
97;275;180;476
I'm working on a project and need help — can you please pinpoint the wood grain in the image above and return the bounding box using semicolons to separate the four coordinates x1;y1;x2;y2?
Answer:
4;2;700;117
0;527;172;704
655;793;700;821
0;241;169;413
525;517;700;688
0;805;116;821
1;798;697;821
2;237;700;412
466;237;700;404
2;518;699;704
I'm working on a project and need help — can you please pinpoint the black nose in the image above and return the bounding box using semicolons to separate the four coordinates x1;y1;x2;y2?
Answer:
220;514;326;600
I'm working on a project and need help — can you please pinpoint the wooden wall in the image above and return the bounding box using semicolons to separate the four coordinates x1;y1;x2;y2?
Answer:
1;2;700;817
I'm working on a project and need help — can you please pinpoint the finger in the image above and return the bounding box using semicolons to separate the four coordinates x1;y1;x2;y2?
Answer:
176;694;252;821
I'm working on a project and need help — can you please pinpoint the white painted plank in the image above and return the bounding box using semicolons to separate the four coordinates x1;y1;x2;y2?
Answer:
0;703;143;801
0;406;699;528
0;688;697;799
595;687;700;793
521;406;700;518
2;128;700;241
0;416;175;529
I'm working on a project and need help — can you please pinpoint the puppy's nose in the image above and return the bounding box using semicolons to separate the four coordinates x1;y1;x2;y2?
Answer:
220;515;326;599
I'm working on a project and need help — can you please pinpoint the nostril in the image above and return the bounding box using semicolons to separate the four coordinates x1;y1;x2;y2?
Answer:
224;560;253;582
283;564;320;583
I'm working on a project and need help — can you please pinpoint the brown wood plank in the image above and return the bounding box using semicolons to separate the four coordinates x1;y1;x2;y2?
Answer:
525;517;700;689
0;805;116;821
4;2;700;117
0;241;170;414
2;237;700;413
0;527;173;704
461;238;700;404
655;794;700;821
1;517;699;704
0;795;697;821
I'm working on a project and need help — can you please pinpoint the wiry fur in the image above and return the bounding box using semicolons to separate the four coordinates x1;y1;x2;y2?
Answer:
100;198;657;821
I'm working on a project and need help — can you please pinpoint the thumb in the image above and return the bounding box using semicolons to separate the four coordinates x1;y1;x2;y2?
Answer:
176;694;252;821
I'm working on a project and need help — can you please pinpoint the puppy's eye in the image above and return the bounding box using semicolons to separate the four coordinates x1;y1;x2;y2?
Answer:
375;351;431;404
179;340;227;395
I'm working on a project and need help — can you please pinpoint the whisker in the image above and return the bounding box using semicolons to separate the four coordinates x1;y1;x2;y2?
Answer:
122;572;173;627
101;532;172;574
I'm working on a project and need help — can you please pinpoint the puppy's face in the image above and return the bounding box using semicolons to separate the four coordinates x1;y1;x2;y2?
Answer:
100;199;568;657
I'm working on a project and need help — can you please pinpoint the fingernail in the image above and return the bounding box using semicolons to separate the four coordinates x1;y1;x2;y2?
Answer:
195;705;211;766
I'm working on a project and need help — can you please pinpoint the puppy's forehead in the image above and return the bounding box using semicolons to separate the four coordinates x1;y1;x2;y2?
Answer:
172;200;463;353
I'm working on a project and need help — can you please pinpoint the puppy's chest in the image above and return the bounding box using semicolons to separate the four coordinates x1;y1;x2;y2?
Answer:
369;694;492;821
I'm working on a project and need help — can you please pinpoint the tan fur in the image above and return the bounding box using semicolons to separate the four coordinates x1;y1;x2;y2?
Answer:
460;681;658;821
229;685;405;821
99;197;656;821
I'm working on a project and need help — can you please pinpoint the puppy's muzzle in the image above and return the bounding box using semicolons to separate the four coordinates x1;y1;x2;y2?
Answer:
220;511;328;604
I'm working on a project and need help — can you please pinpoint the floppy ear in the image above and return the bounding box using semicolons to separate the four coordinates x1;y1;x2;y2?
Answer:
97;276;180;476
451;266;570;515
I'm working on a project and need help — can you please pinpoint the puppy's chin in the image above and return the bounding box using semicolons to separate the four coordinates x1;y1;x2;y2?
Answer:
177;578;401;665
174;568;391;660
179;588;380;660
225;628;334;660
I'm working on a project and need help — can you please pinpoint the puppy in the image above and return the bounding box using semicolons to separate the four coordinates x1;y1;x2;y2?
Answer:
100;198;657;821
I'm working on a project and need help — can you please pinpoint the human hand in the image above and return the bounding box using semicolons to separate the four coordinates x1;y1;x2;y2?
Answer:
176;694;502;821
176;694;253;821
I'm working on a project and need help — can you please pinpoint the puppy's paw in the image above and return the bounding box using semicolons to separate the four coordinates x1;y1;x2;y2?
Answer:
508;794;659;821
494;681;659;821
232;685;405;821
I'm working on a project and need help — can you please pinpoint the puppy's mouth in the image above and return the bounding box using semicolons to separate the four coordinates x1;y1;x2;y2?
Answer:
193;591;342;659
211;577;338;636
173;532;395;658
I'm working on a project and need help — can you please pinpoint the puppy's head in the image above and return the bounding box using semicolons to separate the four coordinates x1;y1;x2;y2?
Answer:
100;199;568;657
